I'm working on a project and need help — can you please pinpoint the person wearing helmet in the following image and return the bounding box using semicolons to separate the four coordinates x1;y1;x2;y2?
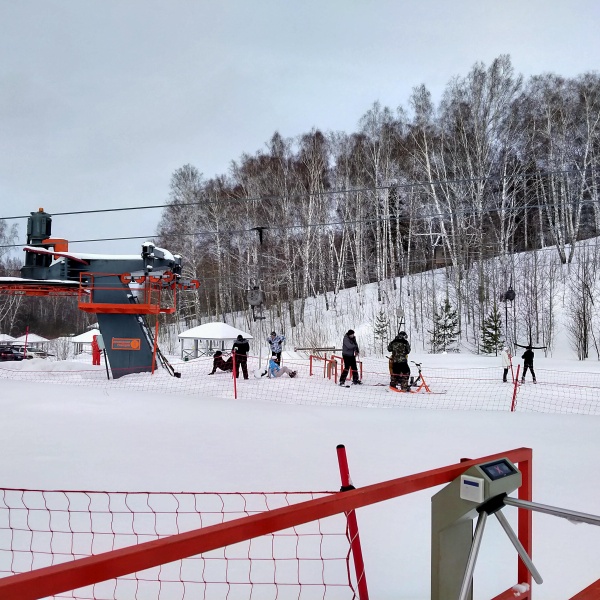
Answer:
501;346;511;383
388;330;411;390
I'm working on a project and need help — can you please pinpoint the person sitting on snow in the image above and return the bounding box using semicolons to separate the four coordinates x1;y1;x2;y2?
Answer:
208;350;233;374
267;357;297;379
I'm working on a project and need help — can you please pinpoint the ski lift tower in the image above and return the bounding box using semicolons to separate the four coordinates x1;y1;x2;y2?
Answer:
0;208;199;379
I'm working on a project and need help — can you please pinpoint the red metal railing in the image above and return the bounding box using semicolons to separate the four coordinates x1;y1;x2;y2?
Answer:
0;447;532;600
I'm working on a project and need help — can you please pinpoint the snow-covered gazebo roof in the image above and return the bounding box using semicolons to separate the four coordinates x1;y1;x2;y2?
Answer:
70;329;101;344
14;333;49;344
0;334;15;343
178;322;253;341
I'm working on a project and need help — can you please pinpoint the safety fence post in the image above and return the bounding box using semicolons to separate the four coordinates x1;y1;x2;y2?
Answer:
336;444;369;600
517;448;533;591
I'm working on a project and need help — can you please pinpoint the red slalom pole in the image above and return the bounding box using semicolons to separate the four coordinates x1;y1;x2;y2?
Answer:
511;365;521;411
336;444;369;599
232;350;238;400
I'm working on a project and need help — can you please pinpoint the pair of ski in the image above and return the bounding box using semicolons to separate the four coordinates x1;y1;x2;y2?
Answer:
340;382;446;394
388;386;447;394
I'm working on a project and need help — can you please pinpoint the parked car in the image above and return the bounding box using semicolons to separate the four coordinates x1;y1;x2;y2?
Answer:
9;345;48;359
0;346;26;361
25;348;51;359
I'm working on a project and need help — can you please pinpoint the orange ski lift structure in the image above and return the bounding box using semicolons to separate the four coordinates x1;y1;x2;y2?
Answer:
0;208;199;379
77;271;199;315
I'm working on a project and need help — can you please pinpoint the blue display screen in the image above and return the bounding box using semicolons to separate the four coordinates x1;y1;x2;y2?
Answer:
481;459;517;481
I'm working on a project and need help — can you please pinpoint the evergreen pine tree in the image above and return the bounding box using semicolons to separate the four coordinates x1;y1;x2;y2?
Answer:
481;303;504;355
373;309;390;355
429;298;460;353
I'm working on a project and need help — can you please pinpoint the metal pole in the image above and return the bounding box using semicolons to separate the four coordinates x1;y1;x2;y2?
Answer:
504;497;600;526
505;300;508;346
336;445;369;600
458;510;488;600
494;510;543;584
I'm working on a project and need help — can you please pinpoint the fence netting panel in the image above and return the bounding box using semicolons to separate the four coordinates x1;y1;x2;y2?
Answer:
3;356;599;415
0;488;357;600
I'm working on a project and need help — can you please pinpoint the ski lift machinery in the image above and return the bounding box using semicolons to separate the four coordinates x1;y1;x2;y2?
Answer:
0;208;199;379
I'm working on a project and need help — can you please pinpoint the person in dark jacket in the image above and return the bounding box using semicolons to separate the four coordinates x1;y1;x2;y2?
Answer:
521;346;536;383
208;350;233;375
232;334;250;380
339;329;362;385
388;331;411;390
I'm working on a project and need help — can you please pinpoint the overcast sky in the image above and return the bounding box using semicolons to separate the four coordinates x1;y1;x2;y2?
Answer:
1;0;599;255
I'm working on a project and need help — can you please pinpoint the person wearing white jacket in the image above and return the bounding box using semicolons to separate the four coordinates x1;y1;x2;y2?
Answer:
501;347;512;383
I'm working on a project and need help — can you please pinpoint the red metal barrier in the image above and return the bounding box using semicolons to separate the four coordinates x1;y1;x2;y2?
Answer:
310;354;337;380
331;354;363;381
0;447;533;600
337;444;369;599
569;578;600;599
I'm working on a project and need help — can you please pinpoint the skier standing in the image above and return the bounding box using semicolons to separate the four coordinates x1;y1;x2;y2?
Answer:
388;331;411;390
267;331;286;363
91;335;101;366
521;346;536;383
501;347;511;383
339;330;362;385
232;334;250;380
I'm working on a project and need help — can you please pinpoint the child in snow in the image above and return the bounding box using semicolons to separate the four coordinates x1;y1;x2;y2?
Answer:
267;357;297;379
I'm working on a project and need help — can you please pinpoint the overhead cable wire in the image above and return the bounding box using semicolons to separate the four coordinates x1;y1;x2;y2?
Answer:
0;166;596;221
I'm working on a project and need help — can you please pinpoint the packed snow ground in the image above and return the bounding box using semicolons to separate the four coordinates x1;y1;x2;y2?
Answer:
1;350;599;599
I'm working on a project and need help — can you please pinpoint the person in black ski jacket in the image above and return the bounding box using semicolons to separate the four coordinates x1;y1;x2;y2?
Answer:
388;331;411;390
232;335;250;380
521;346;536;383
208;351;233;374
339;329;362;385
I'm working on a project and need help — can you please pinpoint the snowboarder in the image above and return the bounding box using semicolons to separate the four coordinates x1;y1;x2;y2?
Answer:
232;334;250;380
267;331;286;363
267;357;297;378
521;346;536;383
388;331;411;390
208;350;233;374
501;347;511;383
339;330;362;385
